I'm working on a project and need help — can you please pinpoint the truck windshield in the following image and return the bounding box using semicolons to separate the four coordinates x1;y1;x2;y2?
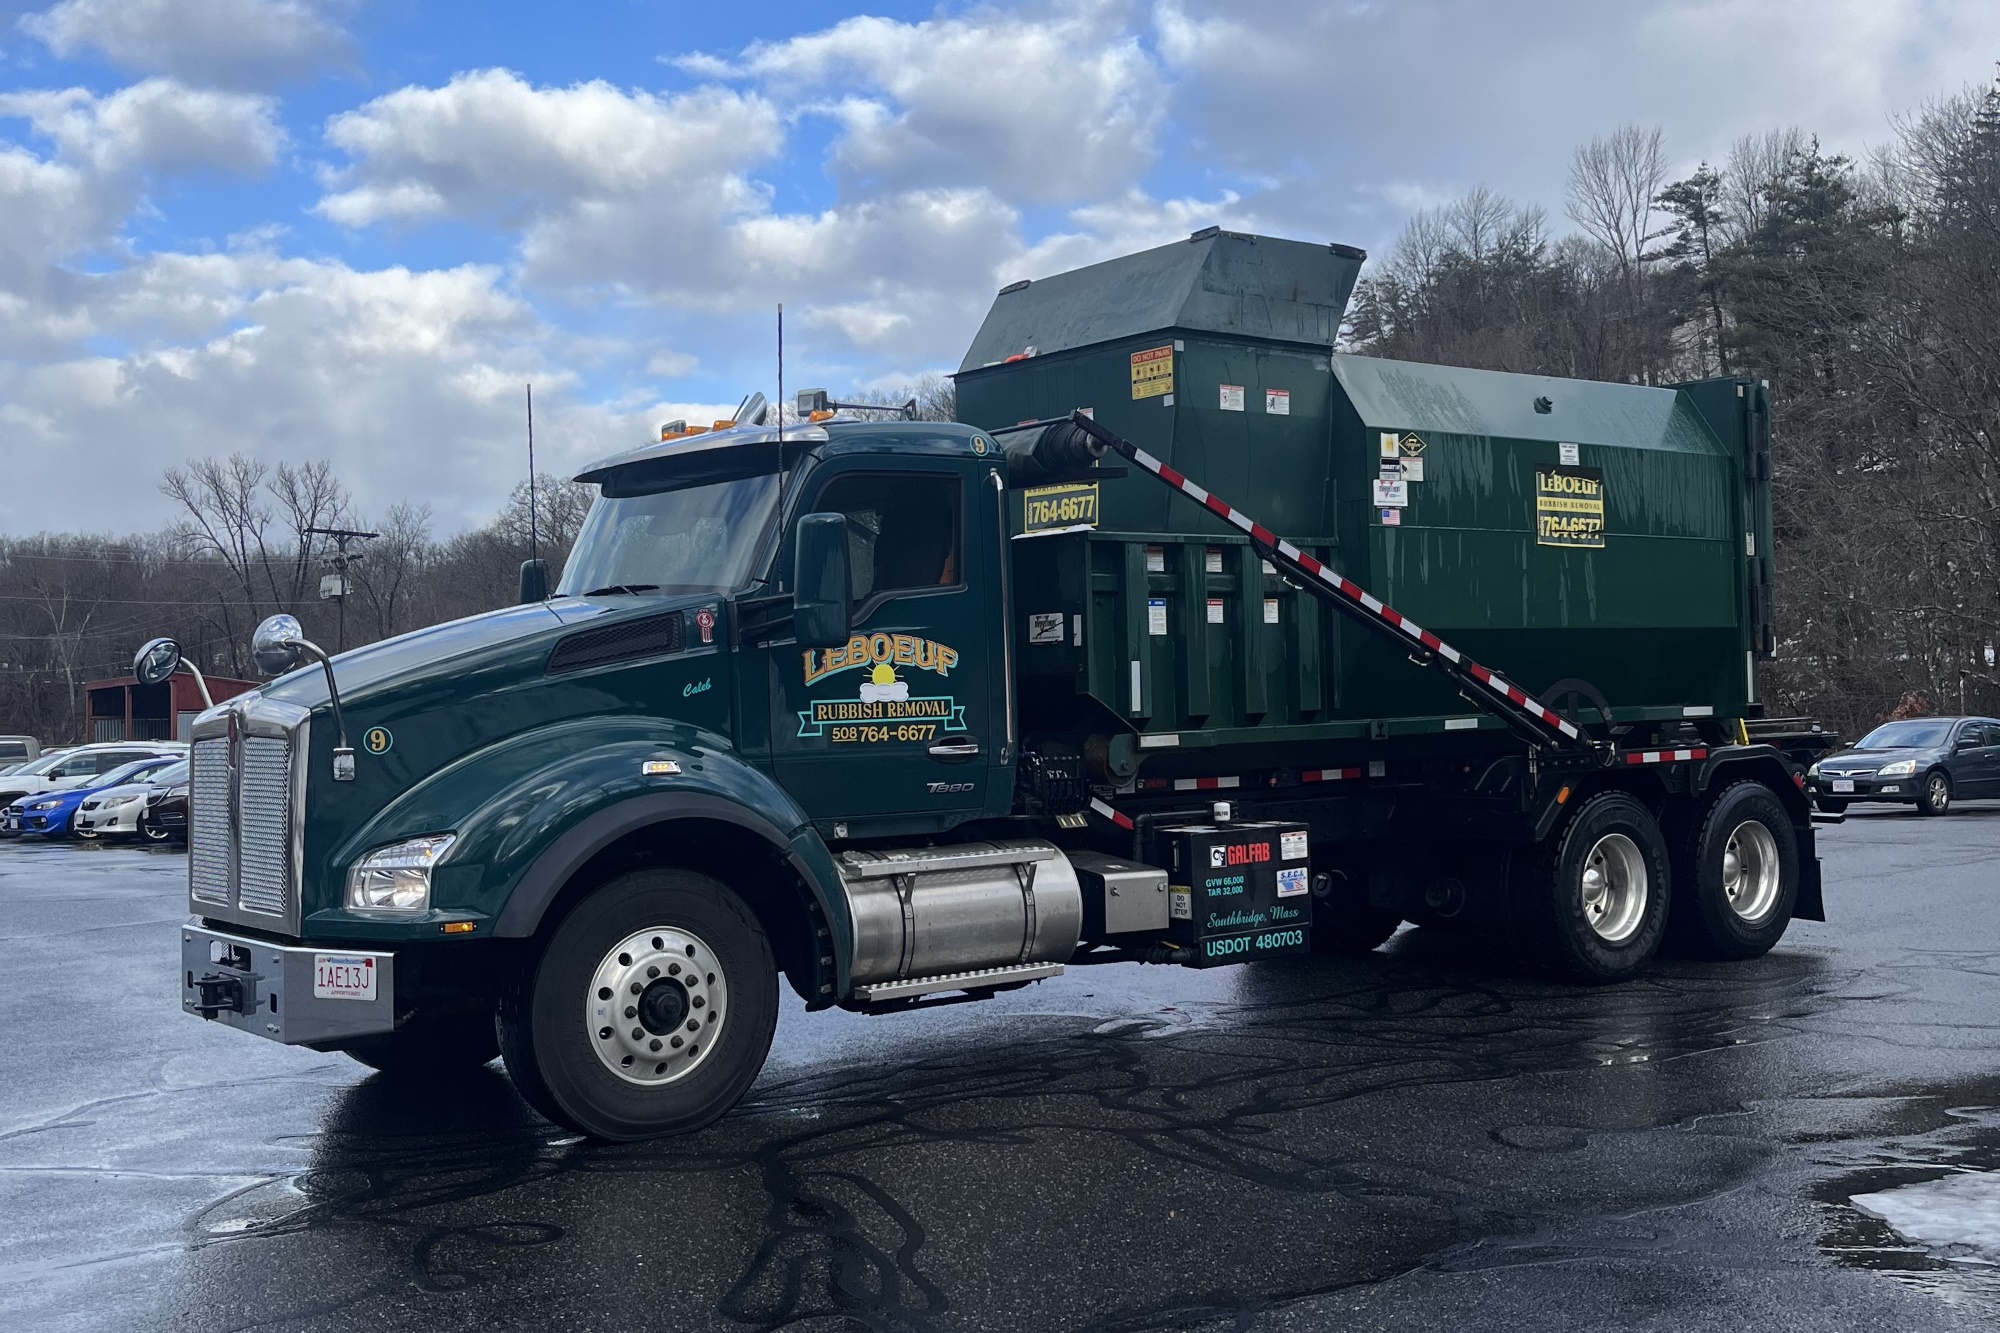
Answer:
558;473;781;597
1855;720;1953;750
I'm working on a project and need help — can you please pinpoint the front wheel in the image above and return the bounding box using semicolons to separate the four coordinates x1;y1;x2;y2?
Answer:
1916;770;1952;816
139;813;173;843
499;868;778;1141
1513;791;1670;982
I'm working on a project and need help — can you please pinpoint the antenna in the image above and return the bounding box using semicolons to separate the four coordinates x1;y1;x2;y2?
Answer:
776;303;785;522
525;383;539;567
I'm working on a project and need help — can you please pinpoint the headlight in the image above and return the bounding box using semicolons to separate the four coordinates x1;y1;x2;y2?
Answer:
1806;761;1821;778
1876;760;1917;777
345;834;456;915
106;794;144;808
28;799;60;811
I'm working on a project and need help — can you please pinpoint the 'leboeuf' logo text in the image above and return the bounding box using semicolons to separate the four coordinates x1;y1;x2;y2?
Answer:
803;633;959;686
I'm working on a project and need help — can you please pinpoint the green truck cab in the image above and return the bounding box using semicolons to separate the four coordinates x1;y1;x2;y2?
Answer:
170;231;1821;1141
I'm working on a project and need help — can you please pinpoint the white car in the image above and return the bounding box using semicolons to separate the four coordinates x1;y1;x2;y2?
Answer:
75;759;189;840
0;742;186;837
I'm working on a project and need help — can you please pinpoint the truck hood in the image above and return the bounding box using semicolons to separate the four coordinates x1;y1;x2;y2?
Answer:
257;593;713;711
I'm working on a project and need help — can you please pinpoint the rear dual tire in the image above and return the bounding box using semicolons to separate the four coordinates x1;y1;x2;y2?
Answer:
1669;781;1798;960
1514;792;1671;982
499;868;778;1142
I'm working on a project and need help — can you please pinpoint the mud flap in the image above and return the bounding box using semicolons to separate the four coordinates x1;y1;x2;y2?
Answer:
1792;855;1826;922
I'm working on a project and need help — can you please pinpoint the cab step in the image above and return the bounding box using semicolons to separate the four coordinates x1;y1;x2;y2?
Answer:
850;961;1063;1006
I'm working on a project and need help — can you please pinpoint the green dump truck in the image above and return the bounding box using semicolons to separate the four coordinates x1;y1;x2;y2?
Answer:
164;230;1820;1140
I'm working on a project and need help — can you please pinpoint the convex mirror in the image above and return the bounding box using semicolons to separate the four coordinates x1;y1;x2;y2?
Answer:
133;637;182;686
252;614;305;676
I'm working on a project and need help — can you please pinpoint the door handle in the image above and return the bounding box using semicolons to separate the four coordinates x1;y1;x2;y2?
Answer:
927;737;981;763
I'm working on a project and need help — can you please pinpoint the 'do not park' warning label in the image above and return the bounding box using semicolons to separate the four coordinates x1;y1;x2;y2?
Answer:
1130;345;1174;399
1535;466;1605;548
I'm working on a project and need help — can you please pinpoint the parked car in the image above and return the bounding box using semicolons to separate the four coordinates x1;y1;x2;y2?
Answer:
75;759;189;841
0;742;186;836
140;763;190;845
0;736;40;770
3;756;183;839
1806;716;2000;815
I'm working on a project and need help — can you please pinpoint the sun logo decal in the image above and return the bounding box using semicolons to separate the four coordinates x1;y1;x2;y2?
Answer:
858;663;909;703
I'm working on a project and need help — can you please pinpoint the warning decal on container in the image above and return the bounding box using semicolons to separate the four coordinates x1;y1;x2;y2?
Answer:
1535;465;1605;548
1131;345;1175;399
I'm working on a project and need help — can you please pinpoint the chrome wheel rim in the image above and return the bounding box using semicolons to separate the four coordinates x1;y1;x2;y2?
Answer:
1929;775;1950;812
1579;833;1647;943
1721;819;1781;922
586;926;728;1087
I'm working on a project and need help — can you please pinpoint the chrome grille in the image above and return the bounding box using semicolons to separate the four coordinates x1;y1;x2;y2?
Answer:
189;738;231;906
236;736;294;918
186;702;306;932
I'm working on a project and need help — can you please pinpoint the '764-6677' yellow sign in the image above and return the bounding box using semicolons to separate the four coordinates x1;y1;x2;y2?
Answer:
1535;466;1606;549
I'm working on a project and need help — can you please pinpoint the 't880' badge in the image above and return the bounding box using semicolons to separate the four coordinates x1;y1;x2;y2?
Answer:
362;726;393;755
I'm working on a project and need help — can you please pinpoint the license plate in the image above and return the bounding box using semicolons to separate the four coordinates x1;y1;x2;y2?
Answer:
1831;779;1854;793
313;954;378;1001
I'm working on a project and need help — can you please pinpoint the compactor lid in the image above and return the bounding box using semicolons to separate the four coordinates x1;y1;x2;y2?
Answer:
959;230;1365;371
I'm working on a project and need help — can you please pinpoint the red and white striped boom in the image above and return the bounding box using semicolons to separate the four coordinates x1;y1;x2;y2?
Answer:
1056;412;1593;752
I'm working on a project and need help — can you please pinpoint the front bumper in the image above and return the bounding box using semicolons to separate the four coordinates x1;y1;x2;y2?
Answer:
181;923;396;1045
16;807;70;834
1809;776;1914;803
77;802;144;834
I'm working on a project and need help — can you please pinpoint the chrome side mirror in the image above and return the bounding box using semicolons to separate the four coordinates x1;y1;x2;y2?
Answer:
133;637;181;686
252;614;305;676
249;613;354;781
131;635;214;708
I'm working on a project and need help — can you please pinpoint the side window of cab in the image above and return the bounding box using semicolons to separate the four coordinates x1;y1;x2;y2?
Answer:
808;472;963;608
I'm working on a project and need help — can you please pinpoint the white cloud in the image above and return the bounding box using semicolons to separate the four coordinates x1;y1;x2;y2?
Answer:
20;0;353;89
317;70;782;227
0;250;666;533
316;69;1025;364
0;79;284;177
687;7;1167;204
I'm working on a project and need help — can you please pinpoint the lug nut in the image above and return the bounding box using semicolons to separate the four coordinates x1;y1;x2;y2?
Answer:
668;963;680;976
631;1027;644;1041
647;965;659;979
685;1019;699;1032
649;1038;662;1052
670;1036;683;1048
624;1005;636;1019
630;982;642;994
692;996;705;1009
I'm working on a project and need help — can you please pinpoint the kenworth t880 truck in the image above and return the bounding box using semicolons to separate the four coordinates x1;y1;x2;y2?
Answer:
163;231;1820;1140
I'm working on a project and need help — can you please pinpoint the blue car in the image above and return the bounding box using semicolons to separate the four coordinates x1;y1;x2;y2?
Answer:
4;756;182;838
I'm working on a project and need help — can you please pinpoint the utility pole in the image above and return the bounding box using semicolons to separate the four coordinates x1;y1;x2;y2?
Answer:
307;526;380;653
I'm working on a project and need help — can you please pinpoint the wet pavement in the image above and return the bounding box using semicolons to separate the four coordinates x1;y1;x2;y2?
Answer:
4;806;2000;1332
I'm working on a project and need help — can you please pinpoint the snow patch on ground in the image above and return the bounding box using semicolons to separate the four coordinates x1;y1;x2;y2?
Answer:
1852;1170;2000;1263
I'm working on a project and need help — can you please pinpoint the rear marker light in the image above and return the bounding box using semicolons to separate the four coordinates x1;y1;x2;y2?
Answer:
440;921;477;934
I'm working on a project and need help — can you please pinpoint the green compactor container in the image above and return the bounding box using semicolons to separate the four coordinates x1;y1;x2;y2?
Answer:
955;229;1778;772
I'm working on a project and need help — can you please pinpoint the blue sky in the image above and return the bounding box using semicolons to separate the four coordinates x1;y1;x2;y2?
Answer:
3;0;1998;535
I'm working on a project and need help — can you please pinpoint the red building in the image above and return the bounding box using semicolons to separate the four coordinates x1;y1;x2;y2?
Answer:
82;673;259;744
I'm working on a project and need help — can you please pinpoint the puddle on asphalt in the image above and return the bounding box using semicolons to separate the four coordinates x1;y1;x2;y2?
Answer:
1814;1096;2000;1315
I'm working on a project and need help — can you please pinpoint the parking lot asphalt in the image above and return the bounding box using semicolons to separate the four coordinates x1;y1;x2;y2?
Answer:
3;807;2000;1333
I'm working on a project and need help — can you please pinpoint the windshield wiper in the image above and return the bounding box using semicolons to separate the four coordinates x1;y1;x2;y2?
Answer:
582;584;661;596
